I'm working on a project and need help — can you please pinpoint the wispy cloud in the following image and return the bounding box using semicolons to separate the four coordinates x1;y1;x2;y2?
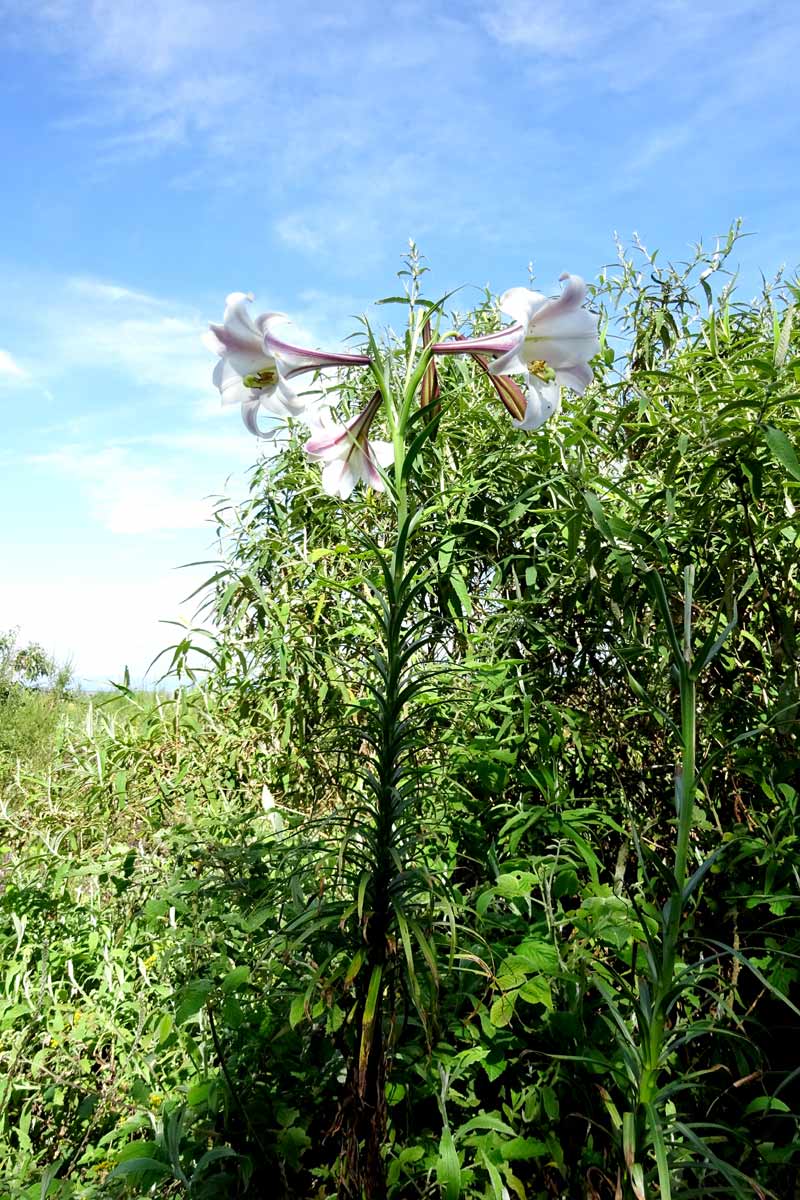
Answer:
28;443;219;534
481;0;597;54
67;277;167;306
0;348;27;380
0;268;216;422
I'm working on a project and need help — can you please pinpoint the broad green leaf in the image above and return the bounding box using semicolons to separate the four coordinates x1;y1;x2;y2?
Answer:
175;979;213;1025
221;965;250;993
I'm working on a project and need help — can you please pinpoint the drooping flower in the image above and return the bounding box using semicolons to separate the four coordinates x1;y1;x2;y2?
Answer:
431;274;600;415
490;275;600;394
304;390;393;500
204;292;307;437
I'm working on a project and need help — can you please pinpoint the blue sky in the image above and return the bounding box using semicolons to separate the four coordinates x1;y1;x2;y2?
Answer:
0;0;798;686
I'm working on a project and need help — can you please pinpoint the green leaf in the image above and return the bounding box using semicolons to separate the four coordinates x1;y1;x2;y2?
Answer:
774;303;795;367
765;425;800;480
500;1137;549;1161
744;1095;791;1116
489;992;516;1028
518;975;553;1010
358;966;383;1092
457;1114;516;1138
156;1012;174;1046
191;1147;238;1179
449;571;473;617
583;491;616;542
436;1128;461;1200
289;994;307;1029
221;965;250;993
510;938;560;973
175;979;213;1025
495;871;536;899
109;1158;170;1180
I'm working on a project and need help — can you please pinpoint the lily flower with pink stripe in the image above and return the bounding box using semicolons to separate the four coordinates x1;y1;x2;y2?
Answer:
263;318;372;393
204;292;307;437
304;391;393;500
432;273;600;396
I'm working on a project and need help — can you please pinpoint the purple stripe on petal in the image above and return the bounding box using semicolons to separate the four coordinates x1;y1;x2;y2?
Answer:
264;329;371;368
430;327;521;357
305;390;382;457
209;321;262;355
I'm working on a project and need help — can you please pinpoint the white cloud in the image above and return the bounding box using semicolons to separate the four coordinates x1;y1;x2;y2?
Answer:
626;126;694;174
9;0;268;78
67;277;166;306
275;215;325;255
0;348;27;380
2;270;216;413
481;0;596;54
52;312;211;394
29;444;219;534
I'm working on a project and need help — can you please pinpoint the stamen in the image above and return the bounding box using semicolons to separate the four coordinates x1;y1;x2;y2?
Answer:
527;359;555;382
243;367;279;389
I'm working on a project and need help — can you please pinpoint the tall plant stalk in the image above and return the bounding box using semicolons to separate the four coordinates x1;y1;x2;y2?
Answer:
342;299;438;1198
633;566;735;1195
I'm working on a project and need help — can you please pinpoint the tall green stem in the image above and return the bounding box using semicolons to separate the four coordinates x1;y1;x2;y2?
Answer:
346;316;429;1198
639;568;697;1107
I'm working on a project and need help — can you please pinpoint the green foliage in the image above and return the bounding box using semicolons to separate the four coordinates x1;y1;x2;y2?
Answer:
0;630;73;780
1;229;798;1198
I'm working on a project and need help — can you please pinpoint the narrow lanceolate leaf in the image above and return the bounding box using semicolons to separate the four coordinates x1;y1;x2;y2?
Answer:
646;1103;672;1200
436;1127;461;1200
468;347;526;422
420;319;441;424
358;965;383;1096
774;302;795;367
622;1111;636;1170
764;425;800;481
681;845;723;904
644;570;685;669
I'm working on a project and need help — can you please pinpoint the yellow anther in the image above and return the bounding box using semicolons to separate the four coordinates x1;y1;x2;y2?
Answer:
528;359;552;380
243;367;278;389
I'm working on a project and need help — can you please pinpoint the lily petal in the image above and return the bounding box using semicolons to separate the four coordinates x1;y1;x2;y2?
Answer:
513;378;561;431
369;440;394;469
213;359;253;407
498;287;547;327
322;457;358;499
553;361;594;394
487;343;528;377
241;394;265;437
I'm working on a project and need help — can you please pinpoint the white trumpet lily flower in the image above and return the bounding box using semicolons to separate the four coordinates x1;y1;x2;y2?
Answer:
489;274;600;395
204;292;306;437
304;391;393;500
430;274;599;431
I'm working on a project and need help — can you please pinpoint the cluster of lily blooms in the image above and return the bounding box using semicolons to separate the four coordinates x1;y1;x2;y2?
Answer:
204;276;600;499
